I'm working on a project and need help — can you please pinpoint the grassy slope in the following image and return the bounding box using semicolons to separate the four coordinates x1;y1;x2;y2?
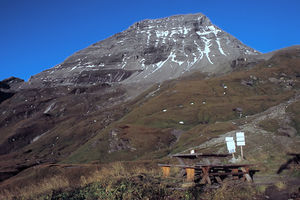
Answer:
0;84;133;176
65;48;300;164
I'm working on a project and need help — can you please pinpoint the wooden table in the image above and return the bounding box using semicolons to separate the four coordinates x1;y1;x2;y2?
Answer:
158;163;254;184
159;153;255;184
195;164;253;184
172;153;230;165
172;153;232;182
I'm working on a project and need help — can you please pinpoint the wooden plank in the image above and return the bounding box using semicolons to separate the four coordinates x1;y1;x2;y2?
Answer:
158;164;196;168
172;153;231;159
195;164;255;168
158;164;172;167
185;168;195;182
162;166;170;177
200;166;211;185
232;168;239;180
159;163;254;169
173;165;196;168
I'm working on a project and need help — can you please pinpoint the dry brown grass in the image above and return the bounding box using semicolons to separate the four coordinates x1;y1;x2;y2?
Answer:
82;161;159;186
0;161;160;200
0;175;69;200
208;182;258;200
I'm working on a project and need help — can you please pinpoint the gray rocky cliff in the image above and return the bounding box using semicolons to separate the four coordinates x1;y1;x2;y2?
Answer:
23;13;259;90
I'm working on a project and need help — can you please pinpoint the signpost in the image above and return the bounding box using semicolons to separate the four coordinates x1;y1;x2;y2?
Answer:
236;132;245;159
225;137;236;159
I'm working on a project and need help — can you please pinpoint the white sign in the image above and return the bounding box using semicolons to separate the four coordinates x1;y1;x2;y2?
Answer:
225;137;234;142
225;137;236;153
236;132;245;146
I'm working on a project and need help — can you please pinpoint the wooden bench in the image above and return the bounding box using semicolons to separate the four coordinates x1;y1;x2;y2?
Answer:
158;164;172;178
158;163;255;184
158;164;196;181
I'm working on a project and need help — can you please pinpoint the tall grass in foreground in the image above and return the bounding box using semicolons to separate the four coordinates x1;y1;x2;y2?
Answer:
0;162;160;200
80;161;159;186
0;161;295;200
0;175;70;200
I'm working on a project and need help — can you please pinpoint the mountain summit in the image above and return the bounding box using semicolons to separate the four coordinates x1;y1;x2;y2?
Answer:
25;13;259;89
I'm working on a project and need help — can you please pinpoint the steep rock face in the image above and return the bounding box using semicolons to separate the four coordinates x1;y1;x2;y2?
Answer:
0;77;24;104
24;13;259;89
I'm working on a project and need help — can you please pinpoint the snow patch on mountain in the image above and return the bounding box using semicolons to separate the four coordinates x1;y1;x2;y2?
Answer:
24;13;260;89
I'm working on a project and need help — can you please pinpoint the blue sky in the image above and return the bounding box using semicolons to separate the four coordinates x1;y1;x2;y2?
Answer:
0;0;299;81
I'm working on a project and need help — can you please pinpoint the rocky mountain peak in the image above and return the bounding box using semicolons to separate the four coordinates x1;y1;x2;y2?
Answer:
128;13;211;30
24;13;259;89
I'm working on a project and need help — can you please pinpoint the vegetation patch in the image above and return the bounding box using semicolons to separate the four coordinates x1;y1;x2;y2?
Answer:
287;100;300;135
172;122;237;154
258;118;281;133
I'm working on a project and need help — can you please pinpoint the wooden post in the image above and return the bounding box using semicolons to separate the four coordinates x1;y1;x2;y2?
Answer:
241;146;244;160
232;153;235;159
232;168;239;180
162;166;170;177
185;168;195;182
241;167;252;182
200;167;211;184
